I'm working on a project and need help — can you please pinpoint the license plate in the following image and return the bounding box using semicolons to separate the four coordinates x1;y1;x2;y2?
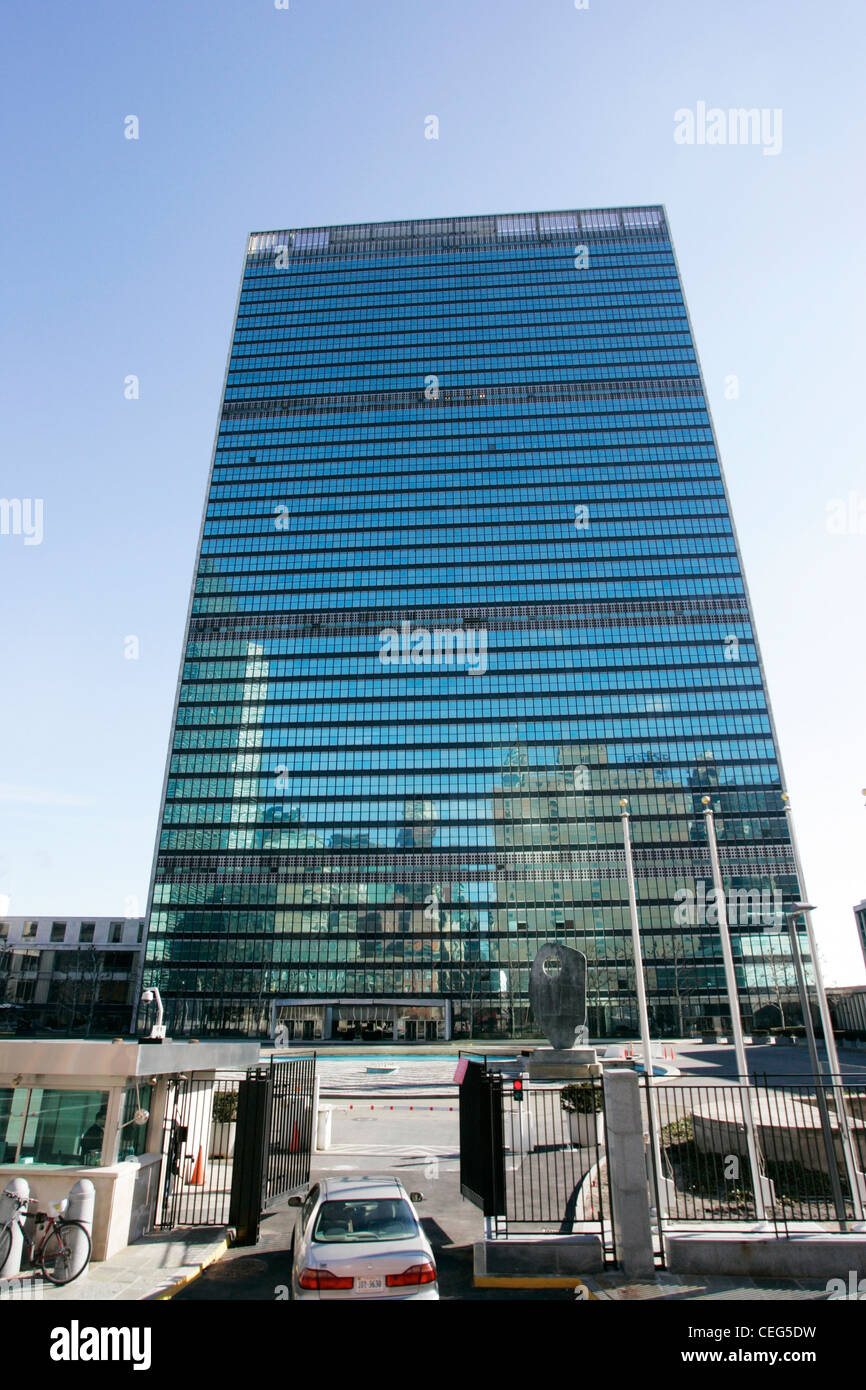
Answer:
356;1276;385;1292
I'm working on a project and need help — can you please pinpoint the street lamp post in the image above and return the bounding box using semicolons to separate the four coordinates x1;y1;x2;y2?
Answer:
702;797;768;1220
784;905;847;1222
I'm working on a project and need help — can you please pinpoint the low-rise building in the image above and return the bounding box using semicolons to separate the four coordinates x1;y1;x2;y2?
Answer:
828;985;866;1039
0;917;145;1036
855;900;866;972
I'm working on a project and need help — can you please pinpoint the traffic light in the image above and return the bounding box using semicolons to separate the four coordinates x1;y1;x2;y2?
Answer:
513;1078;525;1104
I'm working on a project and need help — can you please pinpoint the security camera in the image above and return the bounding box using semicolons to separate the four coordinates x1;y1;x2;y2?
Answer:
140;986;166;1042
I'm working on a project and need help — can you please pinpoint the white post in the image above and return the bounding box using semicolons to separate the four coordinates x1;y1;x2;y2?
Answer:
65;1178;94;1275
781;795;864;1219
702;799;767;1220
620;802;667;1217
0;1178;29;1279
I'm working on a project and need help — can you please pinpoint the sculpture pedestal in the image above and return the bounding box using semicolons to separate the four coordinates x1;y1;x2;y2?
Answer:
526;1047;601;1081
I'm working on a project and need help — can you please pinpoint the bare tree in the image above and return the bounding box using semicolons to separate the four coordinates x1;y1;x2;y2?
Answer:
82;946;107;1037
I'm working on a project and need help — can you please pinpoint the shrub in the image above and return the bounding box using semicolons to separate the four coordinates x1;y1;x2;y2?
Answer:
560;1082;604;1115
212;1091;238;1124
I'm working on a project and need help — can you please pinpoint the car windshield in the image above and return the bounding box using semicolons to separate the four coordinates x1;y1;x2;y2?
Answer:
312;1198;419;1243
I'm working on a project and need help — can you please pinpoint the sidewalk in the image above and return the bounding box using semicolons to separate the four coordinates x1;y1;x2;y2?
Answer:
583;1272;831;1301
2;1227;232;1302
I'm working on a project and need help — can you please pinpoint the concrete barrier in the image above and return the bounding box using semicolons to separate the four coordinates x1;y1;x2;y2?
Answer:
666;1230;866;1279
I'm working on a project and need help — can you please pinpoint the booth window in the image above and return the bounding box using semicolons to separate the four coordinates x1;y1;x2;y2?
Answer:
118;1084;154;1160
1;1087;109;1166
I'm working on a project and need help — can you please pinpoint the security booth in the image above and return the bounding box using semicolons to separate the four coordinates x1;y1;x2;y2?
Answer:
0;1038;259;1260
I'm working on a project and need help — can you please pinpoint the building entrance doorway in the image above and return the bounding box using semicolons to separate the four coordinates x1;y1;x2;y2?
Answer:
272;998;452;1042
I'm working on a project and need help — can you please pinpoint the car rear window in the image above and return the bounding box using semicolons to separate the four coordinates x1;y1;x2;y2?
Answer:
312;1198;418;1243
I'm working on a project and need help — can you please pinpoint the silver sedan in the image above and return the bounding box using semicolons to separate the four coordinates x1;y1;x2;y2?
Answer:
288;1175;439;1301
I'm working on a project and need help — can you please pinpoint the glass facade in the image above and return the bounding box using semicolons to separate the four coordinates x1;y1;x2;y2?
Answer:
143;206;807;1038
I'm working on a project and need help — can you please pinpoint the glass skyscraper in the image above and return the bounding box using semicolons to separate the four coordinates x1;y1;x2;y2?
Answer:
143;206;806;1040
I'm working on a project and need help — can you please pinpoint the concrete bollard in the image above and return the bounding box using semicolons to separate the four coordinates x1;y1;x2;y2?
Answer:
0;1178;30;1279
316;1105;333;1152
64;1179;95;1274
602;1069;655;1279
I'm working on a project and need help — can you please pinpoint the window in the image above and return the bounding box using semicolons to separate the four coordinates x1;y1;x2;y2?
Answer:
51;923;66;943
109;922;124;944
102;952;133;974
0;923;8;940
292;228;329;252
118;1084;154;1161
22;922;38;940
136;923;144;943
312;1199;418;1243
539;212;579;234
581;210;620;231
496;214;535;237
4;1088;110;1166
79;923;95;943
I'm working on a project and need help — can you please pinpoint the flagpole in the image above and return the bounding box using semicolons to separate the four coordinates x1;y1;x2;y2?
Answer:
702;797;767;1220
619;799;666;1217
781;793;864;1219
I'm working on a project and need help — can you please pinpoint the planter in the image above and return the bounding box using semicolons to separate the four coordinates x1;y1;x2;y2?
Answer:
210;1121;236;1160
567;1110;604;1150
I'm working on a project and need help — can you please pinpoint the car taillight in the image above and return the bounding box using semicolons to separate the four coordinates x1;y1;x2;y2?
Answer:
298;1268;354;1290
385;1261;437;1287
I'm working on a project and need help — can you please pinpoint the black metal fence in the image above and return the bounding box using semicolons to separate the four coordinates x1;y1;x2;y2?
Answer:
652;1074;866;1231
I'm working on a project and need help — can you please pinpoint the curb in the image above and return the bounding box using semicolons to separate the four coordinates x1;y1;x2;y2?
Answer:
474;1274;596;1295
147;1232;234;1301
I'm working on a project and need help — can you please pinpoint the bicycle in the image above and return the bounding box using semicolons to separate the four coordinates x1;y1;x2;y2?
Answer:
0;1189;92;1285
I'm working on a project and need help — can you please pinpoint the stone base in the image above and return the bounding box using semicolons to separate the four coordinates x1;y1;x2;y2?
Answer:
666;1231;866;1279
526;1047;601;1081
474;1235;603;1286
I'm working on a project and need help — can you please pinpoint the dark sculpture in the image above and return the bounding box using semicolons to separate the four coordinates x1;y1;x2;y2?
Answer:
529;943;588;1050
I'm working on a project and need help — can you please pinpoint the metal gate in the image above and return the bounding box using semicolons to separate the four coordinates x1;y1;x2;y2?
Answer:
157;1057;316;1234
158;1074;241;1229
457;1060;616;1261
500;1077;616;1260
458;1060;505;1215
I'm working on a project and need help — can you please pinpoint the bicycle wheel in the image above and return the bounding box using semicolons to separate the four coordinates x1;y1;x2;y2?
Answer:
39;1220;91;1285
0;1224;12;1274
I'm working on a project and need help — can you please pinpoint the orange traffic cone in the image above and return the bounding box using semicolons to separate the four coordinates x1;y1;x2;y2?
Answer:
288;1123;300;1153
187;1146;206;1186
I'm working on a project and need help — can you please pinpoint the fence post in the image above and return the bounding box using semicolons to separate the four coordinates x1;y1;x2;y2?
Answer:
0;1178;29;1279
228;1067;272;1246
603;1069;654;1277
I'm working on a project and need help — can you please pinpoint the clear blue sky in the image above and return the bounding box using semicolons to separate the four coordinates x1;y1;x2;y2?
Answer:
1;0;864;983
